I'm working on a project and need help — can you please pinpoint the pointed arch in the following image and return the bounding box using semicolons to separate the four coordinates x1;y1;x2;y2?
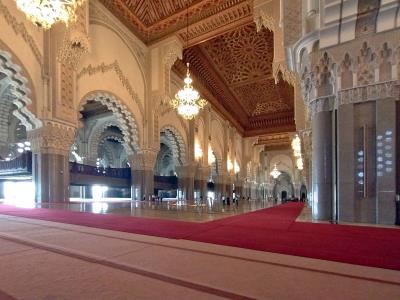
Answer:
79;91;140;154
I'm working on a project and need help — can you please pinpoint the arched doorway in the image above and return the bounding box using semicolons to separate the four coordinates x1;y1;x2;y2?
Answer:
273;172;294;203
70;92;140;200
155;126;187;199
0;49;41;205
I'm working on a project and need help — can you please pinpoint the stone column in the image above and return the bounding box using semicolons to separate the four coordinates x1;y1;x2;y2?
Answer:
176;165;195;201
311;98;333;220
0;180;4;199
28;121;76;203
197;165;210;199
129;150;157;200
376;98;396;224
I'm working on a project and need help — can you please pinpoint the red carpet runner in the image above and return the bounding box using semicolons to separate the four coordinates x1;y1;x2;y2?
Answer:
1;203;400;270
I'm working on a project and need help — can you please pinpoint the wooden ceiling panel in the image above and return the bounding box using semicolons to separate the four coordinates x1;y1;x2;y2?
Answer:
99;0;252;43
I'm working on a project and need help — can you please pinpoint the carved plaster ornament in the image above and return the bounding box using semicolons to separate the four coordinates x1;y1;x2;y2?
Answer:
58;28;90;70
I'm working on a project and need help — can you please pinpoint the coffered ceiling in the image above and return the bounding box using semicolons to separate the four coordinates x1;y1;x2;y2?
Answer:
174;23;295;136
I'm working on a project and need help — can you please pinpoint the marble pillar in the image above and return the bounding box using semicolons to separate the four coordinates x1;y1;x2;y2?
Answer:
312;109;333;220
129;150;157;200
0;180;4;199
32;152;70;202
197;166;211;200
28;122;76;203
176;165;195;201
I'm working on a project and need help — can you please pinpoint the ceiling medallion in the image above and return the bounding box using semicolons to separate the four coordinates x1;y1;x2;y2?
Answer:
16;0;85;29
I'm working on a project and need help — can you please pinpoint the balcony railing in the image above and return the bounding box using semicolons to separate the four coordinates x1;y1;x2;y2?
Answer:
69;163;131;179
0;151;32;175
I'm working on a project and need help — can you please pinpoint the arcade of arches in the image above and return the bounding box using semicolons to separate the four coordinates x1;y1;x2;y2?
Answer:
0;1;400;299
0;0;399;225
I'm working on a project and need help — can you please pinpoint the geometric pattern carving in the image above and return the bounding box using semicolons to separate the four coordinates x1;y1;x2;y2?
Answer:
99;0;253;44
201;23;273;85
176;23;294;135
233;78;293;116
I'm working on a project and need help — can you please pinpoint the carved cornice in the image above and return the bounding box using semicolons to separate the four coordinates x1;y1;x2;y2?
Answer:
28;120;77;155
0;0;43;67
99;0;253;46
77;61;144;117
338;80;400;105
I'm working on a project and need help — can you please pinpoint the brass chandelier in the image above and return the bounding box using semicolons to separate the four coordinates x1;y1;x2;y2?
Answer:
270;164;281;179
15;0;85;29
170;62;207;120
170;2;207;120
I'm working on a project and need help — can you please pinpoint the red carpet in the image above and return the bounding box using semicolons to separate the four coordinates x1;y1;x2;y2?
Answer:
1;202;400;271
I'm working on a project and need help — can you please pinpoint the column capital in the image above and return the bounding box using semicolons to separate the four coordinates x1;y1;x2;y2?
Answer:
129;149;158;171
28;120;76;155
309;96;335;117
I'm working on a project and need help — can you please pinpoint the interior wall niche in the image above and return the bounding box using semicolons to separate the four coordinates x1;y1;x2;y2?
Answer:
340;53;353;89
379;43;392;82
357;42;376;86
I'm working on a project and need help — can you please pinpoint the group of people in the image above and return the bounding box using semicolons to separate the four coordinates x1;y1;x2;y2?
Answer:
220;196;251;206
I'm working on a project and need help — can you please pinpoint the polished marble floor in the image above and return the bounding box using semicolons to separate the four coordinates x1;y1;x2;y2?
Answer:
34;198;276;222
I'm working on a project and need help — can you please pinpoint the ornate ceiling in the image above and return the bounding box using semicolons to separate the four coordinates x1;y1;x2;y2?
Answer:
99;0;252;44
99;1;295;136
174;23;295;136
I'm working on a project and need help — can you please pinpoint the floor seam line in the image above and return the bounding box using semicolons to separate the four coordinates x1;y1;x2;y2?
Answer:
1;215;399;285
0;232;256;300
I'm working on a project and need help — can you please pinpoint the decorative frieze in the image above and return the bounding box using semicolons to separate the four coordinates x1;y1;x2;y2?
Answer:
77;61;144;117
338;80;400;105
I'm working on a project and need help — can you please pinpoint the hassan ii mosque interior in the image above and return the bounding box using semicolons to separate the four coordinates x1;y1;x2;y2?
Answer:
0;0;399;299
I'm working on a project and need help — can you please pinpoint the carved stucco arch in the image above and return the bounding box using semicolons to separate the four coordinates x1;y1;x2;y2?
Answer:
160;125;187;166
87;120;122;160
98;133;125;167
79;91;140;154
0;49;42;132
210;116;225;155
210;148;223;177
